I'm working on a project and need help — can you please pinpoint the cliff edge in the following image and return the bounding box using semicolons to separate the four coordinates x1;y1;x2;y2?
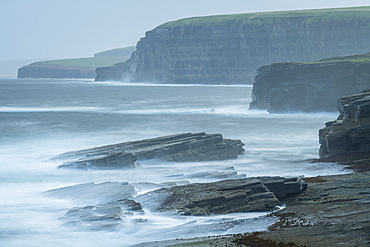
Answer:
249;53;370;112
96;7;370;84
319;90;370;163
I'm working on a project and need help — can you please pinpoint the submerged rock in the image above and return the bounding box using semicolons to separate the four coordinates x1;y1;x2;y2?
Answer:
319;90;370;159
44;182;136;205
55;132;244;170
62;199;145;231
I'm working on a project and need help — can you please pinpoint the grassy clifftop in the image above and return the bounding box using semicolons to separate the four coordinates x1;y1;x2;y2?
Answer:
159;6;370;28
25;56;129;69
18;51;131;79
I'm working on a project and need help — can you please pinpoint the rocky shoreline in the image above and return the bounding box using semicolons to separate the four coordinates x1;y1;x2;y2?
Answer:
129;91;370;246
129;170;370;247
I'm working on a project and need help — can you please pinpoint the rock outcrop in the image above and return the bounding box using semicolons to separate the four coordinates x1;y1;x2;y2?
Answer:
55;132;245;170
319;90;370;159
95;7;370;84
137;177;307;216
132;172;370;247
249;53;370;112
47;176;306;230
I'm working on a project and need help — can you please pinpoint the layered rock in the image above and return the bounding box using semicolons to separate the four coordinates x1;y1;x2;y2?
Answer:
249;53;370;112
319;90;370;159
48;176;306;230
55;132;244;170
136;177;307;216
96;7;370;84
132;172;370;247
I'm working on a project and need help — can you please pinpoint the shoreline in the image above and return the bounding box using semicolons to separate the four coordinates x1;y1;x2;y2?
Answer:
131;167;370;246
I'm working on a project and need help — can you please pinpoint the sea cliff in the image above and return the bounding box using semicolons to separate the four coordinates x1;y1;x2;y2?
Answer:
249;53;370;112
319;90;370;164
17;48;132;79
96;7;370;84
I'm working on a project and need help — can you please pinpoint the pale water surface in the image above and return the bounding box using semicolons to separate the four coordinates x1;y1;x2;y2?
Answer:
0;78;348;246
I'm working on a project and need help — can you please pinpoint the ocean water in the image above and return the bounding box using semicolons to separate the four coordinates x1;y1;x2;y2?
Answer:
0;78;349;246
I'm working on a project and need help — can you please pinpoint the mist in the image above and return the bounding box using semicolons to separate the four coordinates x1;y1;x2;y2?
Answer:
1;0;370;60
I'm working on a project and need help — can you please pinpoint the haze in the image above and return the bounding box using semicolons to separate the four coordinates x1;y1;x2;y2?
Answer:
1;0;369;60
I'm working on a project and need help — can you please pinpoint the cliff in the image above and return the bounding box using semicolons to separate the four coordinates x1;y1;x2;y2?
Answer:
96;7;370;84
17;55;129;79
249;53;370;112
319;90;370;161
94;46;135;57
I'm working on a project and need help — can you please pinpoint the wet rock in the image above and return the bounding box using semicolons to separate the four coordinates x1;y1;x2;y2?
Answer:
137;177;307;216
62;199;145;230
55;132;244;170
319;90;370;159
259;172;370;247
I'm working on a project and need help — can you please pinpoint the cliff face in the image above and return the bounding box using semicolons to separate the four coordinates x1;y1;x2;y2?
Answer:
18;65;96;79
17;54;129;79
319;90;370;158
249;56;370;112
96;7;370;84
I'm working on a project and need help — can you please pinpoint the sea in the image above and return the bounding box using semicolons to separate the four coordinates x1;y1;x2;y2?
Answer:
0;78;349;247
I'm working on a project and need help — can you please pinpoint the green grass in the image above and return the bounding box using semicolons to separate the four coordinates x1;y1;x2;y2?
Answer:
27;56;130;69
158;6;370;28
94;46;136;57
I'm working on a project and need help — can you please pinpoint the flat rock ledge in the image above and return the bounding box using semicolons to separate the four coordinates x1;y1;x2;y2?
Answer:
131;172;370;247
136;176;307;216
55;132;244;170
48;176;307;230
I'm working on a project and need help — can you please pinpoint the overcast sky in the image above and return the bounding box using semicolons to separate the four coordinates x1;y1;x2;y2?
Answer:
1;0;370;60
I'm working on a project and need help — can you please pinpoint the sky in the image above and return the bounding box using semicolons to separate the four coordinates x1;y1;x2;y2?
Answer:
1;0;370;61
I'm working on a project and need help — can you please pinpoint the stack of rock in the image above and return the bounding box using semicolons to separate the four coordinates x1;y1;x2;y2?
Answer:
319;90;370;158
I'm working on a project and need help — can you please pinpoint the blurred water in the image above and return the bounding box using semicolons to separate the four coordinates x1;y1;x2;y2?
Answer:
0;78;347;246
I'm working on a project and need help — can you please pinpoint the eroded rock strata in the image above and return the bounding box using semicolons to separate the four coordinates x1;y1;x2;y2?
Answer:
249;53;370;112
55;132;244;169
46;176;306;230
137;177;306;216
96;7;370;84
319;90;370;159
131;172;370;247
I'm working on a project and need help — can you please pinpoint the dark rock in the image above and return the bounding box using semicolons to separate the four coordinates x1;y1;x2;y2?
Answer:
136;177;307;216
96;7;370;84
259;172;370;247
249;54;370;112
55;132;244;170
62;199;145;230
319;90;370;159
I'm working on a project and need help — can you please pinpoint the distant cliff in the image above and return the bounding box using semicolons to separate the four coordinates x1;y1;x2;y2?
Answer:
18;51;130;79
249;53;370;112
95;7;370;84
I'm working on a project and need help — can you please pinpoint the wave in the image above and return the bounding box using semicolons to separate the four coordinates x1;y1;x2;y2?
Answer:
88;80;252;88
0;106;104;113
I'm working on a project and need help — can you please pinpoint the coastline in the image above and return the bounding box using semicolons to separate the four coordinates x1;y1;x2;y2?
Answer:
131;168;370;246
